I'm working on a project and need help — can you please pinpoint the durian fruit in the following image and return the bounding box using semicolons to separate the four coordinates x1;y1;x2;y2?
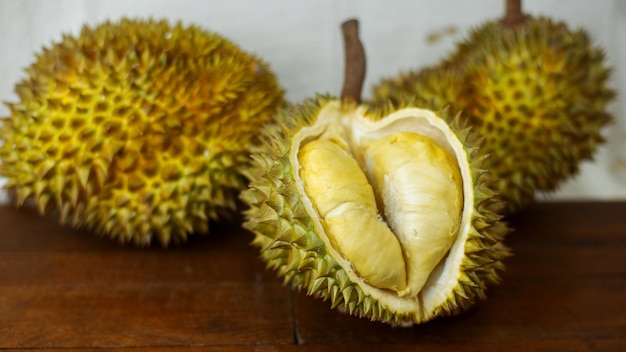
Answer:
372;15;615;213
241;95;510;324
0;18;285;246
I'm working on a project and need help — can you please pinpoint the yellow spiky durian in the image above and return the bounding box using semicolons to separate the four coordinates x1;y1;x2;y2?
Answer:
372;13;615;213
0;17;285;246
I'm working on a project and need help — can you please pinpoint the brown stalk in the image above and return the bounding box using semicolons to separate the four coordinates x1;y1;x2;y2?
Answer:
340;19;366;105
501;0;528;28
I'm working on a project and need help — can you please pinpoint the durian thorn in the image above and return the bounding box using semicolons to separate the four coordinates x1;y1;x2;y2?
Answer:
36;194;50;215
501;0;528;28
59;202;72;225
340;19;366;105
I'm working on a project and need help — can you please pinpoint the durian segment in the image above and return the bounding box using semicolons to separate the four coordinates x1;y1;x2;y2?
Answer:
0;18;285;245
242;96;510;324
299;139;407;292
363;132;463;297
371;16;615;213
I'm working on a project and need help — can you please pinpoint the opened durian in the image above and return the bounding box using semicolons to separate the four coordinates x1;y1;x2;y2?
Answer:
0;18;285;245
241;94;510;324
372;5;615;213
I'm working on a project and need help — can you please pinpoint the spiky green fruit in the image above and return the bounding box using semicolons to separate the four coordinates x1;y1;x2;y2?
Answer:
0;17;285;246
372;16;615;213
241;95;509;324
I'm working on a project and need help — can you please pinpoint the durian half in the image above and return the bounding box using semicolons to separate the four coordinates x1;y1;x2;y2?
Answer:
241;96;509;324
0;18;285;246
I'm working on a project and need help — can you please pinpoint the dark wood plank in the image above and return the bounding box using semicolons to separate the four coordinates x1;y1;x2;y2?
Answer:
271;340;621;352
0;205;281;284
293;275;626;344
276;340;625;352
506;201;626;246
1;202;625;350
13;339;626;352
0;250;278;285
0;282;293;349
0;205;293;349
0;205;111;251
0;205;254;252
504;246;626;277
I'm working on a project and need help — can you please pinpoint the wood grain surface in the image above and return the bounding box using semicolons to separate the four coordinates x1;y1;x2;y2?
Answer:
0;202;625;351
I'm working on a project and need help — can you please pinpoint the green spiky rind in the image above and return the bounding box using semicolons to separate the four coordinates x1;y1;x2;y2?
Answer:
241;95;510;324
371;65;465;113
371;16;615;213
0;17;285;246
456;16;615;212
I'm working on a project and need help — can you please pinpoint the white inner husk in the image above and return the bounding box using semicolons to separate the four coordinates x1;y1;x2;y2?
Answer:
291;101;473;322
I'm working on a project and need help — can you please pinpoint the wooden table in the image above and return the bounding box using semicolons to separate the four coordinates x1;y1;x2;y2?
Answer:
1;201;624;351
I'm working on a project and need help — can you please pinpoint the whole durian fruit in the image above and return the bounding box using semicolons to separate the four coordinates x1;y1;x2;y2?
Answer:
240;94;510;324
0;18;285;246
372;10;615;213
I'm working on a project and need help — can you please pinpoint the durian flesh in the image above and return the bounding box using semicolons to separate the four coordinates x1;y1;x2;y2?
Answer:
242;96;509;324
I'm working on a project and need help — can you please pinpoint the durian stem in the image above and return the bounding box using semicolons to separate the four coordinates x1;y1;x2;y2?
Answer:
501;0;527;28
340;19;366;105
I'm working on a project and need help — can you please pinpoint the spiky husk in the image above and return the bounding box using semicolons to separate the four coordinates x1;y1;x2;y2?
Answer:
372;16;615;213
0;17;285;246
240;95;510;324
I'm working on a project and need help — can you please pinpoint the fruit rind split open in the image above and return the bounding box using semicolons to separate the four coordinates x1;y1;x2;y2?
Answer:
242;96;510;324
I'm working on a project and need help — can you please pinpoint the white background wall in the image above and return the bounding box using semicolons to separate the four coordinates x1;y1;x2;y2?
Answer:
0;0;624;203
